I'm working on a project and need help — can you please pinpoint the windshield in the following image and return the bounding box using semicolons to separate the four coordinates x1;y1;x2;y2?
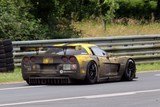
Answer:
45;47;88;55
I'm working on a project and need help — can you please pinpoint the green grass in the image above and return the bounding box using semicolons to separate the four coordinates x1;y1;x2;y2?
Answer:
0;63;159;83
137;62;160;72
0;68;23;83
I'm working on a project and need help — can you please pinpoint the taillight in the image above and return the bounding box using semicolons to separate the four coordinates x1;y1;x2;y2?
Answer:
30;56;36;62
23;56;30;62
61;56;68;62
71;64;77;70
69;56;76;63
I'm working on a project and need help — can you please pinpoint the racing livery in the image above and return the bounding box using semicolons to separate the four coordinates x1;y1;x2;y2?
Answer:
21;43;136;85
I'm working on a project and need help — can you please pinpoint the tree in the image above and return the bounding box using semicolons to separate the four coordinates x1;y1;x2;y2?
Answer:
0;0;47;40
97;0;119;31
29;0;81;39
156;0;160;20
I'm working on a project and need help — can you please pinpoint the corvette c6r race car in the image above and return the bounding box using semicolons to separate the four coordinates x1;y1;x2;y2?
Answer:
21;43;136;85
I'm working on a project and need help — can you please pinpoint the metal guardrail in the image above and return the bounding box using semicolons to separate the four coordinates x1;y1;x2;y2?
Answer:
13;34;160;66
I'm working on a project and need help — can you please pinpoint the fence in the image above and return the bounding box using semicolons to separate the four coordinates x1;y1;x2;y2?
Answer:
12;34;160;66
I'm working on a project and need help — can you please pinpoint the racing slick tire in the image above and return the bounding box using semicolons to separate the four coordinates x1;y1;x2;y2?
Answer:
0;63;6;68
0;67;7;72
6;63;14;71
123;59;136;81
6;58;14;64
0;49;5;54
3;39;12;46
0;58;6;63
0;41;3;45
4;45;13;53
0;54;5;59
5;52;13;58
85;61;98;84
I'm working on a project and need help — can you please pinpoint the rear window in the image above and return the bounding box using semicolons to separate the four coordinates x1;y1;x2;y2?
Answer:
45;47;88;55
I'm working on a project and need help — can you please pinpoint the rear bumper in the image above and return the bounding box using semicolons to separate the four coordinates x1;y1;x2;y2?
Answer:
22;70;86;82
28;76;71;84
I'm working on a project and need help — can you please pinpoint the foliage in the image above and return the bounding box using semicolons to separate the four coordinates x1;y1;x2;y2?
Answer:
99;0;119;23
0;0;159;40
30;0;81;39
116;0;157;20
0;0;47;40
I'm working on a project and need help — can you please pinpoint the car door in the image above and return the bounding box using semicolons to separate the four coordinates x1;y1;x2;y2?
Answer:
108;57;120;76
90;47;111;78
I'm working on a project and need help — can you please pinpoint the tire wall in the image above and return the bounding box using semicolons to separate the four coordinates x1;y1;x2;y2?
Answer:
0;39;14;72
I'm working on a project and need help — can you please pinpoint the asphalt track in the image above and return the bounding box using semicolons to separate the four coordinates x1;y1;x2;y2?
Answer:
0;71;160;107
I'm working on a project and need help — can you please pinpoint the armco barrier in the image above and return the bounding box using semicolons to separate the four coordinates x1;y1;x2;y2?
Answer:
12;34;160;66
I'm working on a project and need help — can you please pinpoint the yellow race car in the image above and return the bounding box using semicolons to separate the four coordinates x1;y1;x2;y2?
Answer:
21;43;136;85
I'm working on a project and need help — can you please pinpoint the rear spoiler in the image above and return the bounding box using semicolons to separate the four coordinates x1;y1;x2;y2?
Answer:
20;46;43;52
20;45;77;52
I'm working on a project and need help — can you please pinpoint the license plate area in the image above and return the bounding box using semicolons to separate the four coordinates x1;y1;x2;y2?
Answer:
63;64;71;70
41;64;57;70
43;58;53;64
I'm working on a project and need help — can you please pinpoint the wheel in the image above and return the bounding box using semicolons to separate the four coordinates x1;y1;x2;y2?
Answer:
123;59;136;81
85;61;98;84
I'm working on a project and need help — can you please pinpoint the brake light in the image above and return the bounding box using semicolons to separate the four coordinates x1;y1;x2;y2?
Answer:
23;56;30;62
30;56;36;62
61;56;68;62
69;56;76;63
71;64;77;70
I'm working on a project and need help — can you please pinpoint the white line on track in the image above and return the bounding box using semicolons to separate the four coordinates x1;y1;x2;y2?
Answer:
0;88;160;107
0;86;42;91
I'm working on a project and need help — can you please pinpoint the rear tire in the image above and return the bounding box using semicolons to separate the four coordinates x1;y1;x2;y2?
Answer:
85;61;98;84
123;59;136;81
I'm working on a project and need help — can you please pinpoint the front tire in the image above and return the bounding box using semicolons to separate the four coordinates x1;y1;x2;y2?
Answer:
123;59;136;81
85;61;98;84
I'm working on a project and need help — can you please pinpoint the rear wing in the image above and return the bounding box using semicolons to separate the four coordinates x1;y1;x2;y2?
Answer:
20;45;81;52
20;46;44;52
20;45;84;55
